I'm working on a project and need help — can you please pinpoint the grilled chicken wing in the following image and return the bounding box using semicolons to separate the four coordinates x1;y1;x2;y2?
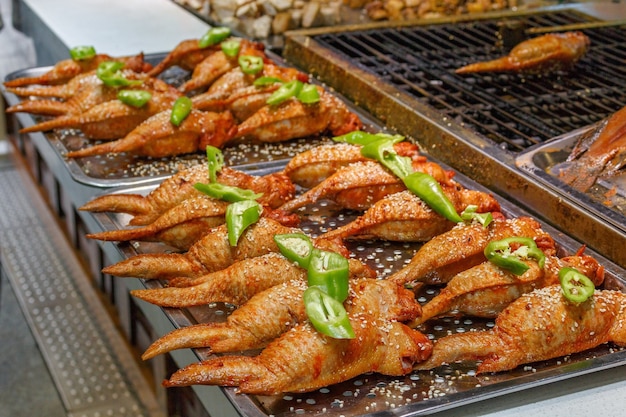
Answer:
20;82;181;140
412;252;604;325
147;39;221;77
141;277;415;360
6;75;167;117
180;40;266;93
233;88;362;143
3;53;151;88
131;252;375;307
80;165;295;225
319;188;500;243
557;105;626;192
280;158;455;212
282;141;426;188
456;32;590;74
66;109;236;158
101;217;299;279
4;71;104;99
415;285;626;373
388;216;556;286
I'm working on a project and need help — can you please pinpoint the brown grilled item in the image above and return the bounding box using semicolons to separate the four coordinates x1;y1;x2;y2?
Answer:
412;252;604;326
414;286;626;373
557;105;626;192
456;32;590;74
79;165;295;225
388;216;556;286
147;39;222;77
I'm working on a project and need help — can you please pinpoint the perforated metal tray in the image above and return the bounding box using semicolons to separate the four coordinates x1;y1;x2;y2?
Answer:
90;165;626;417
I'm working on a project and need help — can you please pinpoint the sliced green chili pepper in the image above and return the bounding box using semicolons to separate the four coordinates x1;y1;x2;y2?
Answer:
307;249;350;303
274;233;314;268
296;83;320;104
361;136;413;179
303;286;355;339
220;39;241;57
117;90;152;108
559;267;595;304
70;45;96;61
461;205;493;228
484;237;546;276
170;96;193;126
266;80;303;106
253;76;283;87
194;182;262;203
333;131;403;146
403;171;463;223
96;61;142;87
239;55;264;75
199;26;231;48
205;145;224;183
226;200;262;247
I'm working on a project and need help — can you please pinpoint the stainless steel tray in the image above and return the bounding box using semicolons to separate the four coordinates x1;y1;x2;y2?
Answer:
90;165;626;417
516;125;626;234
2;53;374;188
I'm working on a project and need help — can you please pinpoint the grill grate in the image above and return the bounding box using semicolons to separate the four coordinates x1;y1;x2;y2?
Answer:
312;10;626;151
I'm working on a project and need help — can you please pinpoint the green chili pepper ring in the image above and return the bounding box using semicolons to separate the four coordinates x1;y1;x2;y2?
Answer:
484;237;546;276
307;249;350;303
274;233;314;269
559;267;595;304
170;96;193;127
403;172;463;223
303;286;355;339
225;200;262;247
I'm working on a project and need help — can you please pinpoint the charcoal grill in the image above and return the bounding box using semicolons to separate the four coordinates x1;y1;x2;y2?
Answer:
283;5;626;268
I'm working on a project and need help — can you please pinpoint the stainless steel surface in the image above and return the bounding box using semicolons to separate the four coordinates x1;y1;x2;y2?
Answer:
282;5;626;269
89;163;626;417
0;164;163;417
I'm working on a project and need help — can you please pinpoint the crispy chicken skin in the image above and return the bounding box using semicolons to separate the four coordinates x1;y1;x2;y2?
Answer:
456;32;590;74
20;81;182;140
233;87;362;143
412;252;604;325
3;53;151;88
415;286;626;374
140;270;404;359
5;71;104;99
557;105;626;192
388;216;556;286
280;158;454;212
66;109;236;158
79;164;295;225
161;279;431;394
319;188;500;243
102;217;300;279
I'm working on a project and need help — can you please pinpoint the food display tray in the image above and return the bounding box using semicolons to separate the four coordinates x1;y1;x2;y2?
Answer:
516;124;626;234
90;165;626;417
2;54;376;188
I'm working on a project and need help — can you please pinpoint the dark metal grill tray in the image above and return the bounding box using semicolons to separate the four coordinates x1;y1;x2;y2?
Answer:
2;52;372;188
92;165;626;417
307;9;626;152
282;6;626;269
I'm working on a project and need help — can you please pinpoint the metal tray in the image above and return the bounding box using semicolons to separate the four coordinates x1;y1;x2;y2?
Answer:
2;53;374;188
516;124;626;234
90;164;626;417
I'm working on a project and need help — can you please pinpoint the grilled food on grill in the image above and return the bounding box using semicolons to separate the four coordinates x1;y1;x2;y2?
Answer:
131;252;375;308
65;109;236;158
80;165;295;225
455;31;590;74
162;278;431;395
414;285;626;373
101;217;300;279
557;105;626;192
141;277;416;360
412;252;604;325
280;158;454;212
3;53;151;88
388;216;556;286
20;81;182;140
233;87;363;143
147;39;222;77
319;188;500;243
